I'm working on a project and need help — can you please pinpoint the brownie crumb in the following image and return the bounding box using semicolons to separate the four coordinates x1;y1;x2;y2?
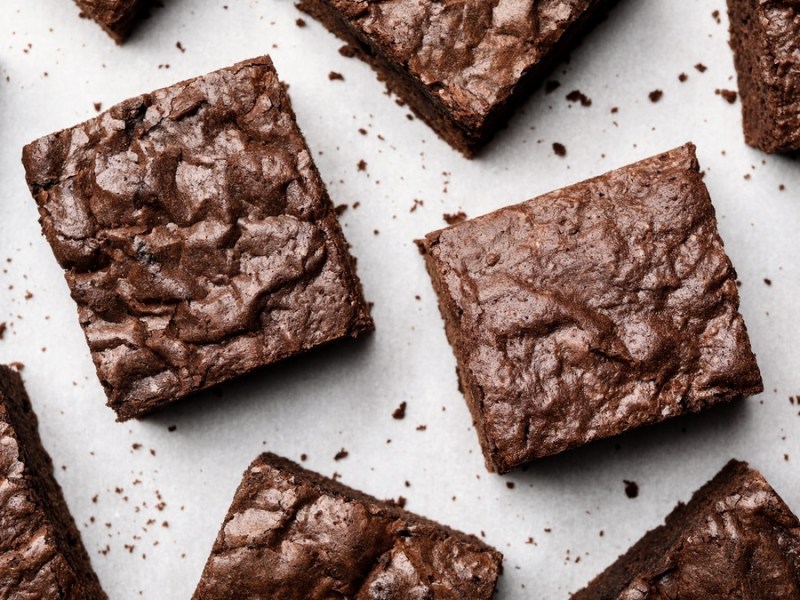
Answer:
167;425;176;432
648;90;664;103
410;199;424;213
9;362;24;371
295;18;306;27
610;107;619;114
334;448;349;461
328;71;344;81
93;102;102;112
416;424;427;431
0;322;6;340
712;9;721;23
506;482;515;490
339;44;356;58
715;89;738;104
335;204;348;216
695;63;707;73
443;211;467;225
357;159;367;171
678;73;688;82
176;41;185;53
300;453;308;462
566;90;592;107
552;142;567;157
392;401;407;420
624;480;639;499
545;80;561;94
764;278;772;286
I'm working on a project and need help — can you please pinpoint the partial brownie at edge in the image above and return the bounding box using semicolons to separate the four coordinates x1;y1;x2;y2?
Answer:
22;56;373;420
297;0;618;157
192;452;503;599
0;365;107;599
727;0;800;153
419;143;762;473
75;0;149;43
571;460;800;599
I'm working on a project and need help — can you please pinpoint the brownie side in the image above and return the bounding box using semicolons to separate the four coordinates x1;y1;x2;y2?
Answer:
0;366;107;599
571;460;800;599
728;0;800;153
297;0;617;157
22;56;373;420
74;0;148;43
420;144;763;473
192;453;502;599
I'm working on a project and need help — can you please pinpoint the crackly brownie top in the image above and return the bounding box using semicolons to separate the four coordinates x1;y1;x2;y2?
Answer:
423;144;762;471
22;56;371;418
193;453;502;599
616;461;800;600
326;0;599;127
0;367;105;599
756;0;800;149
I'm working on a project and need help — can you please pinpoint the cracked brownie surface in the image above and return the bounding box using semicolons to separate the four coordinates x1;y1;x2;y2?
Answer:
0;366;107;599
192;453;502;599
22;56;373;420
572;460;800;599
419;144;762;473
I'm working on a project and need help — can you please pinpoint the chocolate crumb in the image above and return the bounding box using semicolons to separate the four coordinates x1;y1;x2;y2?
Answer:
566;90;592;107
357;159;367;172
712;9;721;23
392;401;407;420
93;102;102;112
695;63;707;73
334;448;349;461
443;211;467;225
506;482;515;489
764;278;772;286
678;73;688;82
624;480;639;499
176;41;185;53
716;89;738;104
339;45;356;58
295;18;306;27
300;453;308;462
328;71;344;81
552;142;567;157
648;90;663;103
0;322;6;340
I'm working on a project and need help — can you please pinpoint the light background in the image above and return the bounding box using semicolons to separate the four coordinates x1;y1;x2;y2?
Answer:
0;0;798;598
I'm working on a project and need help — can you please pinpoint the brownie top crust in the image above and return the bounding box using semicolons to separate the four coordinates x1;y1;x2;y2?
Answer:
0;366;107;599
572;460;800;599
22;56;373;419
421;144;762;472
319;0;601;130
193;453;502;599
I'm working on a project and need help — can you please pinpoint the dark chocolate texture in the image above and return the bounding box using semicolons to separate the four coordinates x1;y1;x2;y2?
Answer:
192;453;503;599
419;144;763;473
0;365;107;599
727;0;800;153
74;0;148;43
572;460;800;599
297;0;617;156
22;56;373;420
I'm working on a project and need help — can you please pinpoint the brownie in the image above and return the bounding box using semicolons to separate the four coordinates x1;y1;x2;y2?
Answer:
0;365;107;599
22;56;373;421
75;0;148;43
572;460;800;599
727;0;800;153
418;144;763;473
297;0;617;157
192;453;503;599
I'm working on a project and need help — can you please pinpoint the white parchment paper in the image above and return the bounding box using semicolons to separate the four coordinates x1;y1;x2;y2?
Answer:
0;1;798;598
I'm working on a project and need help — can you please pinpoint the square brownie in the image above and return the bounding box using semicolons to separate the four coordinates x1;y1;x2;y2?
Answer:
418;144;762;473
297;0;617;157
727;0;800;153
0;365;107;599
193;453;503;599
75;0;148;43
571;460;800;599
22;56;373;420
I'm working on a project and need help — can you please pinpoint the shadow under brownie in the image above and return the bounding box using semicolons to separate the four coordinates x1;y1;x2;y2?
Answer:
22;56;373;421
192;452;502;599
419;144;762;473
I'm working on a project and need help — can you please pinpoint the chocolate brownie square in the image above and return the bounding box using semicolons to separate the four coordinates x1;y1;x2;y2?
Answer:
727;0;800;153
0;365;107;599
75;0;148;43
297;0;617;156
571;460;800;599
22;56;374;420
418;144;762;473
193;453;503;599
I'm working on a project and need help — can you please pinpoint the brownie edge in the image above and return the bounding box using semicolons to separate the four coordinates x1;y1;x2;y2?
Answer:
22;56;374;420
74;0;149;43
0;366;107;599
571;460;800;599
193;453;503;599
